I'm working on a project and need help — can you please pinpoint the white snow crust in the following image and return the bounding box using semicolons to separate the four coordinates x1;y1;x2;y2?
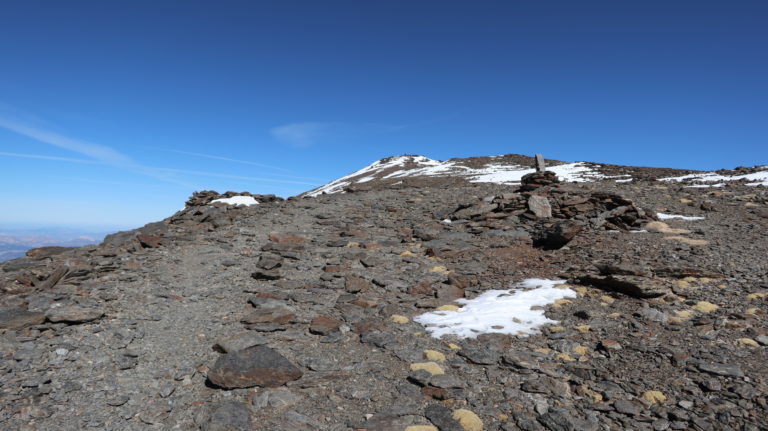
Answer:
661;168;768;187
210;196;259;206
656;213;705;221
414;279;576;339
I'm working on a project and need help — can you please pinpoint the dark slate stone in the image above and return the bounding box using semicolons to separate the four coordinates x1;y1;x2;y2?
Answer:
208;345;302;389
0;307;46;330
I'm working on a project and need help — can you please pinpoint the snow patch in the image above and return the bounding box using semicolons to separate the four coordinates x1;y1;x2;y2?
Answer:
656;213;705;221
211;196;259;206
414;279;576;339
661;169;768;187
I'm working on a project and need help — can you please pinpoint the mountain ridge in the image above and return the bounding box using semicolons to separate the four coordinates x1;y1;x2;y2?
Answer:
1;154;766;430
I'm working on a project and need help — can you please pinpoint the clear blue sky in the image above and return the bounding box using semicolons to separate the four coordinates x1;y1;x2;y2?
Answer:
1;1;766;230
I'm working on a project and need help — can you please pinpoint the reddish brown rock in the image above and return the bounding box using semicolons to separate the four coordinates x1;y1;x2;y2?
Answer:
268;233;306;244
207;345;302;389
309;315;343;335
344;275;369;293
137;234;163;248
25;246;72;259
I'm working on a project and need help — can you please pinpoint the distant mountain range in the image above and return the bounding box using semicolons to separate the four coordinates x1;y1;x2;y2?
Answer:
0;228;110;262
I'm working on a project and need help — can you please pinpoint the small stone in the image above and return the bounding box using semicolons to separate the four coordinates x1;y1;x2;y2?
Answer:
391;315;410;324
574;325;591;333
429;265;449;274
424;404;463;431
106;395;130;406
137;234;163;248
737;338;759;347
692;301;718;313
452;409;483;431
405;426;439;431
643;390;667;404
424;350;446;362
410;362;445;375
599;339;622;351
45;306;103;324
572;345;589;356
309;315;342;335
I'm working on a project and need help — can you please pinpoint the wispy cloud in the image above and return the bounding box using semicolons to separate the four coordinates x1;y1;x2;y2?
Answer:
0;151;101;165
0;114;321;191
269;116;457;148
157;148;324;181
0;118;131;165
161;148;291;172
270;122;340;147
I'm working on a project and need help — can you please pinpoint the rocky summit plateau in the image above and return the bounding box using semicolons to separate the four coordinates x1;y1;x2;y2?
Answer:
1;153;767;431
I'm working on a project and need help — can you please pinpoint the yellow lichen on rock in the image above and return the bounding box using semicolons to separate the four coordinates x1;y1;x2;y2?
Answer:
404;426;438;431
429;265;449;274
409;362;445;375
607;312;621;318
574;286;588;295
643;391;667;404
745;307;763;316
747;292;767;300
600;295;615;303
553;299;572;308
448;343;461;350
737;338;759;347
436;304;460;312
572;345;589;356
581;386;603;402
646;221;690;234
693;301;718;313
452;409;483;431
534;348;551;354
391;315;410;324
345;241;360;247
548;326;565;332
575;325;591;333
664;236;708;246
400;250;414;257
555;353;575;362
424;350;446;362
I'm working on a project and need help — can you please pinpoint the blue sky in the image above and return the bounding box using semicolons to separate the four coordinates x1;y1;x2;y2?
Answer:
1;1;766;230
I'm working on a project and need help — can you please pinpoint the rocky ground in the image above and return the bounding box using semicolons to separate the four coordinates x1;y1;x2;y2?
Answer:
1;163;767;431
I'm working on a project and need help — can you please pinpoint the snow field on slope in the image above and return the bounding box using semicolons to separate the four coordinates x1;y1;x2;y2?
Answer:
414;279;577;339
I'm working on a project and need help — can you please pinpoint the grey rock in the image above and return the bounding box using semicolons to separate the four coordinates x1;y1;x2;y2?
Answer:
424;404;463;431
0;307;45;330
528;195;552;218
201;401;252;431
45;306;103;323
697;362;744;378
213;332;268;353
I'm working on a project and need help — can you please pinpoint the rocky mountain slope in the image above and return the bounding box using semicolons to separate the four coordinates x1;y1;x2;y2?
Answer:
1;154;767;431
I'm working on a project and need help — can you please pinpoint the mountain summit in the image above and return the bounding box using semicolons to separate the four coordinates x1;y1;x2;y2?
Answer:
1;155;767;430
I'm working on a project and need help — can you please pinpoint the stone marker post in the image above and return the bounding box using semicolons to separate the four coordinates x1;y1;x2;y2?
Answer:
534;154;546;172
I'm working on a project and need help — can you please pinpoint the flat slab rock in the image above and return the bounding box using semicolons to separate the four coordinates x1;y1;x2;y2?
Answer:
0;307;45;330
578;274;670;298
45;306;104;323
208;345;302;389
